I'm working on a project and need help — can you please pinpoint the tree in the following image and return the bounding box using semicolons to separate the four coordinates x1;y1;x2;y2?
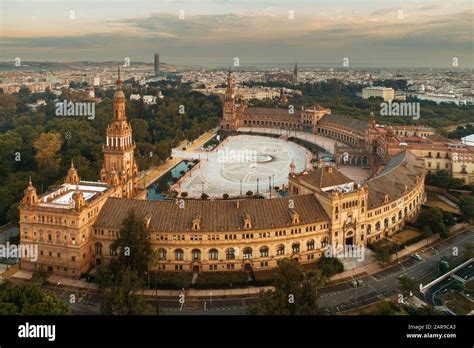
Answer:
33;132;62;171
404;304;441;315
439;223;449;239
246;190;253;196
0;282;69;315
180;191;188;198
443;211;455;227
201;193;209;199
370;301;401;315
316;255;344;277
373;244;392;267
100;266;155;315
248;259;325;315
421;225;432;239
398;275;417;297
417;207;443;233
462;241;474;259
32;267;50;285
459;196;474;221
222;193;229;199
110;209;153;279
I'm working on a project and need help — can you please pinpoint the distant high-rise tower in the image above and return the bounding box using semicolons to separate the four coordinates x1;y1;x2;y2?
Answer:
154;53;160;76
293;62;298;84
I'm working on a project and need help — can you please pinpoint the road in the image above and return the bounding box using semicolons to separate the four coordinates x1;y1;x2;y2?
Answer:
425;261;474;310
39;228;473;315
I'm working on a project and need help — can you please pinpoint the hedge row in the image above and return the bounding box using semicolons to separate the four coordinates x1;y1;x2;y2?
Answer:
150;271;193;290
195;271;249;289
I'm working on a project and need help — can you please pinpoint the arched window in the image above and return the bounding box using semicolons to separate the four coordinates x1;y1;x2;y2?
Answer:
384;218;389;228
226;248;236;260
276;244;285;256
392;216;396;224
157;248;167;260
209;249;218;260
321;237;329;248
175;249;184;261
260;246;269;257
292;242;300;253
95;242;103;255
375;221;381;231
192;249;201;261
109;245;117;256
398;210;402;220
307;239;315;251
367;224;372;235
243;247;252;259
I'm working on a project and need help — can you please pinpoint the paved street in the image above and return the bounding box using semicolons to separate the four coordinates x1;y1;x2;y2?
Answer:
26;228;474;315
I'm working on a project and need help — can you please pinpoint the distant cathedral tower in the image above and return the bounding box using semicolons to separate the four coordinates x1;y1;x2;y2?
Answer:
100;67;138;198
154;53;160;76
293;62;298;84
220;68;239;131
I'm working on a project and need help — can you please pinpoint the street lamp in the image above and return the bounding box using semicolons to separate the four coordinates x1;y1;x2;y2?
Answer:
201;181;204;195
432;247;440;275
240;179;242;196
268;176;271;198
256;178;259;195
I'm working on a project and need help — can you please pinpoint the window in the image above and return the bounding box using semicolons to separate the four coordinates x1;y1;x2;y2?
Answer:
95;242;103;255
307;239;315;251
175;249;184;261
226;248;236;260
191;249;201;261
292;242;300;253
243;247;252;259
209;249;219;260
260;246;269;257
277;244;285;256
157;248;167;260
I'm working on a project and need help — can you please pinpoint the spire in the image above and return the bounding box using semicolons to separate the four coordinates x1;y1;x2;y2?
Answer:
70;159;74;169
369;111;376;128
28;176;32;186
116;66;123;90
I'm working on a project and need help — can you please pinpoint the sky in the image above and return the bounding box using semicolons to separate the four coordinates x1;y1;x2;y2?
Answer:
0;0;472;68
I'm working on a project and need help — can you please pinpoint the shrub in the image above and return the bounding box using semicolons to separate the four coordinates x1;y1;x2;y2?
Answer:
195;271;249;289
316;255;344;277
151;272;193;290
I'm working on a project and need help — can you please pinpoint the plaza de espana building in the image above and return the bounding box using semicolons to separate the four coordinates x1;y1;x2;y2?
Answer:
19;70;472;278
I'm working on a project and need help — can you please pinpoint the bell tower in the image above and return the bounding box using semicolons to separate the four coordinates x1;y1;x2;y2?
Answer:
220;68;238;131
101;67;138;198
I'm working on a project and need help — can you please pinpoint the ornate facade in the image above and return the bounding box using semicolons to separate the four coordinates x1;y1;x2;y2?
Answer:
19;69;144;277
19;69;433;279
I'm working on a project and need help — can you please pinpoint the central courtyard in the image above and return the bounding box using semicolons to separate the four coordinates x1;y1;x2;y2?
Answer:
173;135;309;198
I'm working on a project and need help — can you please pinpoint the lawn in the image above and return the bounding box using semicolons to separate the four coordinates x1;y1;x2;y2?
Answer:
391;229;421;244
443;292;474;315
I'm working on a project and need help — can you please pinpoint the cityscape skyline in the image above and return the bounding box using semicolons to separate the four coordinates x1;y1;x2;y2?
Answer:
1;0;472;68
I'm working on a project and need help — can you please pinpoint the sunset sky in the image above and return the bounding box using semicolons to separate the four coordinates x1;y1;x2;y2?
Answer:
0;0;472;67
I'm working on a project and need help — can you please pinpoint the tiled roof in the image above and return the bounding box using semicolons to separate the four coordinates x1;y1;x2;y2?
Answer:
245;107;301;118
94;194;329;232
365;151;424;209
319;114;368;133
295;166;353;189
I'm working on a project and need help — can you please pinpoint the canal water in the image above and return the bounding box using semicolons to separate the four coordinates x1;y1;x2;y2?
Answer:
147;160;197;200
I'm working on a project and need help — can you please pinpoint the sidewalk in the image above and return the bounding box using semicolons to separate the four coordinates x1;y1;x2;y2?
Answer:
6;224;471;298
330;223;471;283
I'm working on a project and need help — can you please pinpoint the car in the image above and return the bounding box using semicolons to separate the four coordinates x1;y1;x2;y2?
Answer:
411;253;423;261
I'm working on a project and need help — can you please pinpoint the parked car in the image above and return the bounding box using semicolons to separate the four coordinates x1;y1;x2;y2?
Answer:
411;253;423;261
